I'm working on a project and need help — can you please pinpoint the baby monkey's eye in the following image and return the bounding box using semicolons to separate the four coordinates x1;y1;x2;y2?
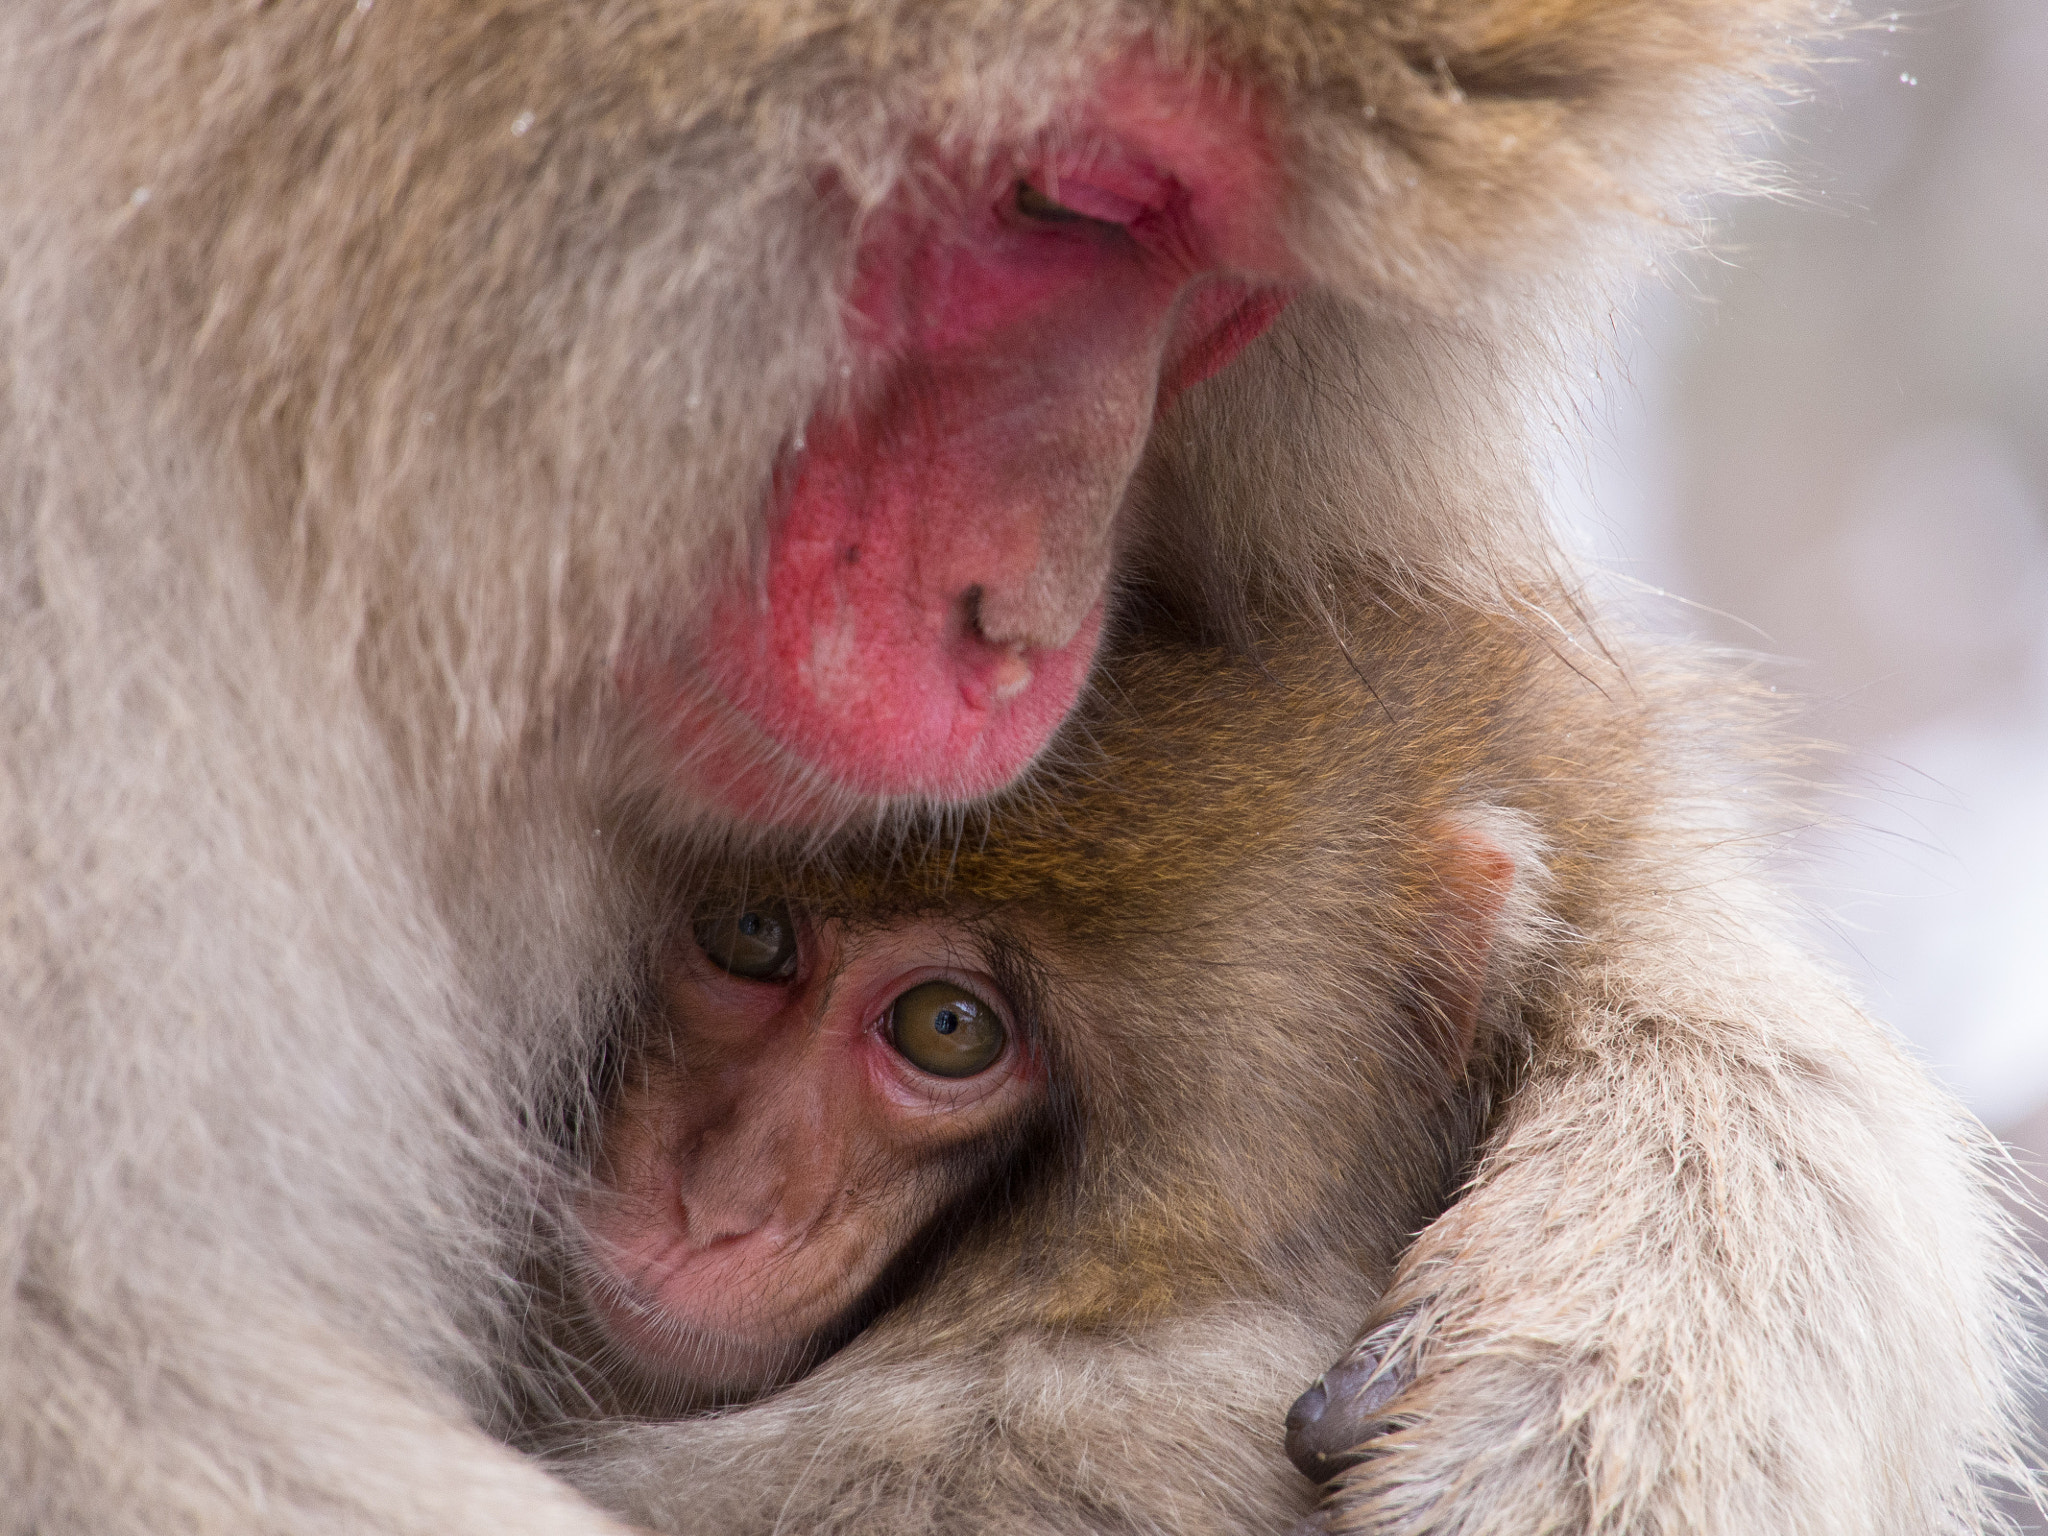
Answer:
889;981;1006;1078
694;902;798;982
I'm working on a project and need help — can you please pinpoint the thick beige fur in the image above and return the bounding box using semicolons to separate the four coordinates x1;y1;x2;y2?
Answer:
3;1;2028;1534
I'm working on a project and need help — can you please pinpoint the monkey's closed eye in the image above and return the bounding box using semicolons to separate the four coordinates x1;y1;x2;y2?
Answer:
1012;180;1111;228
693;902;798;982
889;981;1006;1078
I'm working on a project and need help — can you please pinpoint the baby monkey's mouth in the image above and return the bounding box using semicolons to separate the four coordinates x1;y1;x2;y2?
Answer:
571;1187;869;1400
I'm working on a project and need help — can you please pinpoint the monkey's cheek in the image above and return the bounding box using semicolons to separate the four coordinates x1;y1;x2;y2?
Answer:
1160;284;1294;400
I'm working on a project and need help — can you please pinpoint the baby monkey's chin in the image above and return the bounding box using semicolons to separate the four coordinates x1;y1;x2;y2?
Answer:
583;1283;839;1398
575;1240;867;1398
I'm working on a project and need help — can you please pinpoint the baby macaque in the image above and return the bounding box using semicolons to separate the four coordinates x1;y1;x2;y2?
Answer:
521;588;1551;1529
522;583;2027;1536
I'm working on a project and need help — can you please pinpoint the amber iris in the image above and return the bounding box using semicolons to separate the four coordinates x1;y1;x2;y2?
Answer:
888;981;1005;1078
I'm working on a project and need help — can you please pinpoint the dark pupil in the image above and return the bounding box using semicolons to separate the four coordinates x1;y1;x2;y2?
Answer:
694;902;796;981
932;1009;960;1035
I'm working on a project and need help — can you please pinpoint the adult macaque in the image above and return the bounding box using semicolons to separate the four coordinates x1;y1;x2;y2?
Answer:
531;587;2030;1536
1;1;2031;1535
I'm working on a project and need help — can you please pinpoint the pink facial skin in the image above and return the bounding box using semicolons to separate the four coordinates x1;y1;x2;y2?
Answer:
577;916;1040;1396
633;59;1299;826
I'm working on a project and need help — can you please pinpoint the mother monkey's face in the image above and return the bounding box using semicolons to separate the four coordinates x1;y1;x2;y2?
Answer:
619;60;1299;829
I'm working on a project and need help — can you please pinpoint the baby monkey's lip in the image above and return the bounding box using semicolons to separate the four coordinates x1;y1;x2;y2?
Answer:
572;1205;863;1386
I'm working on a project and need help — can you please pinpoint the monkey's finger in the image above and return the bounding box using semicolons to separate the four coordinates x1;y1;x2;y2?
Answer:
1284;1325;1412;1482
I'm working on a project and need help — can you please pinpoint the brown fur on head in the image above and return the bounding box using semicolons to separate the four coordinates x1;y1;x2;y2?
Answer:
550;577;1626;1414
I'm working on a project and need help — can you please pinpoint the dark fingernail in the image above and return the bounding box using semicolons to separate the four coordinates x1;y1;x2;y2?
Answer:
1284;1346;1407;1482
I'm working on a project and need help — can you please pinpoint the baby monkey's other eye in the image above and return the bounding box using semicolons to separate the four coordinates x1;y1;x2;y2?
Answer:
694;902;798;981
889;981;1006;1078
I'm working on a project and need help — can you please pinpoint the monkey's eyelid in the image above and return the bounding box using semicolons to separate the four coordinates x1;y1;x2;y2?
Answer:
1011;179;1139;229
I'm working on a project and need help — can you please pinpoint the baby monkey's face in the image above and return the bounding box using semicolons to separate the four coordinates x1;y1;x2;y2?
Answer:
574;897;1044;1401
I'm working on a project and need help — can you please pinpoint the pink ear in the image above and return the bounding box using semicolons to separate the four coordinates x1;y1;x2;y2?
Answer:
1417;824;1517;1068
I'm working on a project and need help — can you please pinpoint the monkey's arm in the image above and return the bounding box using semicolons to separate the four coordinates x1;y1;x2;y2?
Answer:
549;1309;1334;1536
0;590;639;1536
1298;898;2038;1536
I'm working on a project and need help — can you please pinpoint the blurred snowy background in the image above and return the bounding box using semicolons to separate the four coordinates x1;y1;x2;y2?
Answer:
1551;0;2047;1506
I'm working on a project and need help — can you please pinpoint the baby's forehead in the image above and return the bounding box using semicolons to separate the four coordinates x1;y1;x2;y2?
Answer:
667;851;1117;960
676;863;995;930
674;845;1266;957
672;757;1357;932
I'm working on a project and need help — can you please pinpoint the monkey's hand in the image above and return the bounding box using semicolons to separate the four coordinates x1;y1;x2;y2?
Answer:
1283;1311;1414;1490
1286;931;2037;1535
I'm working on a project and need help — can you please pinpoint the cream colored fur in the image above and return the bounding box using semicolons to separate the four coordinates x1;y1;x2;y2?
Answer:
1347;873;2039;1534
1;1;2029;1534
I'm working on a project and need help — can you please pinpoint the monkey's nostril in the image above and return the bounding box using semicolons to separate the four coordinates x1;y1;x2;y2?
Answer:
959;575;1097;658
957;587;1039;707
